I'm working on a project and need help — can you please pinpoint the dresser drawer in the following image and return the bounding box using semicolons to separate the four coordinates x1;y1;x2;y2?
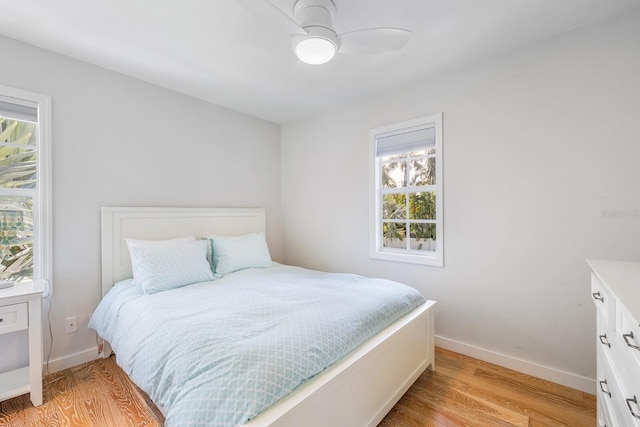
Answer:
601;345;640;426
592;273;613;325
597;315;614;353
616;300;640;367
598;347;624;426
618;379;640;425
0;302;28;335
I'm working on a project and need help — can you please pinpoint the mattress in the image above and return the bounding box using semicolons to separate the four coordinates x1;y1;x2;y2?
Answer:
89;263;426;427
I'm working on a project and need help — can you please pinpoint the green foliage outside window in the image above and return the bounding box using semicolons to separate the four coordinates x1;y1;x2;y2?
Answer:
381;149;436;246
0;117;36;279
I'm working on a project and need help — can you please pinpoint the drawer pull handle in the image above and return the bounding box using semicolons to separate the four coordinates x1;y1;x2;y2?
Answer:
599;379;612;398
599;334;611;348
592;291;604;302
0;317;3;323
626;395;640;419
623;331;640;351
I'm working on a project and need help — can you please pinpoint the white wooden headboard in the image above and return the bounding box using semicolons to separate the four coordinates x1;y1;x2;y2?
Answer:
101;207;266;296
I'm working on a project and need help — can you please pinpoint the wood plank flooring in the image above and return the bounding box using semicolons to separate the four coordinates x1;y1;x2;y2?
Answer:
0;356;163;427
379;348;595;426
0;347;595;426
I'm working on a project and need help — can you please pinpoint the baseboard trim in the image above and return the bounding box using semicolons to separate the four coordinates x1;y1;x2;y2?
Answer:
435;335;595;394
44;346;100;374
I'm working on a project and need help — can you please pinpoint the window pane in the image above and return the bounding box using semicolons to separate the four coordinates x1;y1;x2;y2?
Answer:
0;196;33;279
382;222;406;248
409;156;435;186
410;223;436;252
0;118;37;189
381;160;406;188
382;194;406;219
0;147;37;189
0;118;36;145
409;192;436;220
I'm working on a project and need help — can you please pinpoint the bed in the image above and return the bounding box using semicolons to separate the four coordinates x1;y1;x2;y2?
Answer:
91;207;436;427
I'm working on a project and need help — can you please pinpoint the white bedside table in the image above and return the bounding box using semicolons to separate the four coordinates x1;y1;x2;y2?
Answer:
0;280;46;407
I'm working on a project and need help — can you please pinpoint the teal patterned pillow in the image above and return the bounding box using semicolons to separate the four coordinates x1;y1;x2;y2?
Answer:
209;232;272;275
126;236;196;278
130;240;215;294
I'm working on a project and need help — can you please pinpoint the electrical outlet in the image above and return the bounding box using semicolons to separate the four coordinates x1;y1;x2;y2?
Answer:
65;316;78;333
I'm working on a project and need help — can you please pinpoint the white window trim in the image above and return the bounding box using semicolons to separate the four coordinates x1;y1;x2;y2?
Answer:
369;113;443;267
0;84;52;295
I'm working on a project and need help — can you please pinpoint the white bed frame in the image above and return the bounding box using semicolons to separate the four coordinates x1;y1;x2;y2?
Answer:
101;206;436;427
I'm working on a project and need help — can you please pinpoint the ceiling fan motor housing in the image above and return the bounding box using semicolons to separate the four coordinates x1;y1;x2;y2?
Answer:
294;0;337;36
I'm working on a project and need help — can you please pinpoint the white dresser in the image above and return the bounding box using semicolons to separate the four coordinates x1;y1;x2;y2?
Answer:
0;281;45;407
588;259;640;427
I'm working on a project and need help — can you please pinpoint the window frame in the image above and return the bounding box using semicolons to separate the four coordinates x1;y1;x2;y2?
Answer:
0;84;52;294
369;113;443;267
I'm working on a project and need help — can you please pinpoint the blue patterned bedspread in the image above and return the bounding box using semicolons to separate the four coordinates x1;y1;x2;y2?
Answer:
89;264;425;427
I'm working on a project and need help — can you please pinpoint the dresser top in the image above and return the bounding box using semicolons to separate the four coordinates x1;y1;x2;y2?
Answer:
587;259;640;325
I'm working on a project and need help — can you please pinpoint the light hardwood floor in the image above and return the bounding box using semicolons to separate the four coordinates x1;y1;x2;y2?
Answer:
380;348;595;426
0;347;595;426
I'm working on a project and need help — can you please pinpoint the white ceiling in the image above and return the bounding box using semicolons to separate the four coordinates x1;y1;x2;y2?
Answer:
1;0;639;124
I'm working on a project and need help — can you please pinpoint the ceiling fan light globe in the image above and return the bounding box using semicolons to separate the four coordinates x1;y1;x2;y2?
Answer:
295;36;337;65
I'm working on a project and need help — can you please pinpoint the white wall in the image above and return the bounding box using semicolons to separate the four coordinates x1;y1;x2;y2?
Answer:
281;11;640;391
0;35;282;372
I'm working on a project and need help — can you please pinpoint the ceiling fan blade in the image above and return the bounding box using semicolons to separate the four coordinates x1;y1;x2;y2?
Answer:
338;28;412;55
237;0;307;36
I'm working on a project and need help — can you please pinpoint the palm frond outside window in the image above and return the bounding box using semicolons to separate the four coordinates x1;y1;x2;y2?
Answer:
0;113;37;280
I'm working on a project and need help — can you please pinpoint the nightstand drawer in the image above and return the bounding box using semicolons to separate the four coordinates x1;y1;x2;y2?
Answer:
0;302;28;335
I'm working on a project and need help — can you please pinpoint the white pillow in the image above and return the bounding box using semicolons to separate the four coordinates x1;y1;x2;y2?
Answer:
126;236;196;277
208;232;272;275
129;240;215;294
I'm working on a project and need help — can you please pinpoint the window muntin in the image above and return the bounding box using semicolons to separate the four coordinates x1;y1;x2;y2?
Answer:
370;114;443;266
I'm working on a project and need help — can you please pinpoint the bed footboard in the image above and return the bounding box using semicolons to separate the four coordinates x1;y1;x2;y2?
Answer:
245;299;436;427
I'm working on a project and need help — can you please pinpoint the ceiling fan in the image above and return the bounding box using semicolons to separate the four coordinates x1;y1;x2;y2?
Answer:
237;0;412;65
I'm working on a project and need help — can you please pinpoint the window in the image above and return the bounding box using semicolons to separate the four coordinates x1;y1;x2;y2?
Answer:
0;85;52;293
370;113;443;266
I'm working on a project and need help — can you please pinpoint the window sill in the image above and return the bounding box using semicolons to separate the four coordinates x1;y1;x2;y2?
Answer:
370;249;443;267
